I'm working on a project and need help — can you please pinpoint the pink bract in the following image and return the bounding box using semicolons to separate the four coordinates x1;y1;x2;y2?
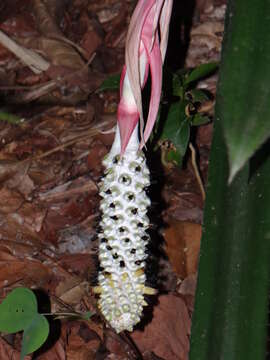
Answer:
117;0;173;154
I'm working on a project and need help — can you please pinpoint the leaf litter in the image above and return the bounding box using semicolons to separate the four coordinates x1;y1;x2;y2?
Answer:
0;0;226;358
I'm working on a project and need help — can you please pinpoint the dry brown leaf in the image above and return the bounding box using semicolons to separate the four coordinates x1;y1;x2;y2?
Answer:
104;329;141;360
132;294;190;360
66;321;101;360
163;221;202;279
58;253;95;278
59;282;88;306
36;338;66;360
86;141;108;173
0;212;46;251
0;187;23;213
178;273;198;313
0;336;31;360
0;258;52;288
178;273;197;297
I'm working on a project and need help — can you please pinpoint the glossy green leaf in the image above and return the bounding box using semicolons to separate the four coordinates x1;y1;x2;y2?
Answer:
191;114;210;126
0;287;49;359
21;314;49;360
0;288;38;333
218;0;270;181
161;101;190;157
166;148;183;167
189;1;270;359
97;73;120;92
176;118;190;156
187;89;209;103
172;73;184;98
190;119;270;360
185;62;218;85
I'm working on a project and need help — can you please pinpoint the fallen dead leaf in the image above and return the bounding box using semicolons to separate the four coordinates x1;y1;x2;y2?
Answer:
36;337;66;360
0;336;31;360
178;274;197;296
132;294;190;360
104;329;141;360
163;221;202;279
0;257;52;289
65;321;101;360
178;273;198;313
0;186;23;213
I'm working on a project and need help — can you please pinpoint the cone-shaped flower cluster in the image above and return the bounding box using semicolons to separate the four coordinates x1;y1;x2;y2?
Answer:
94;0;172;333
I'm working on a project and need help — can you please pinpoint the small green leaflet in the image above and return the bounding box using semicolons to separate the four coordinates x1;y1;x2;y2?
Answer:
191;114;210;126
97;73;121;92
161;101;190;166
0;288;49;359
0;111;21;124
21;314;49;360
188;89;210;103
184;62;218;85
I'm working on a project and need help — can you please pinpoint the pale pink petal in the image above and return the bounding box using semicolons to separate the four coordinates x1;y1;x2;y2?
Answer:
119;65;126;97
152;0;167;49
159;0;173;61
125;0;156;126
117;59;148;153
118;99;139;154
117;65;139;154
140;36;162;146
117;0;172;153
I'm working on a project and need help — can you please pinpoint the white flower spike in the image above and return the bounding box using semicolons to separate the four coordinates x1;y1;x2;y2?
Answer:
94;0;173;333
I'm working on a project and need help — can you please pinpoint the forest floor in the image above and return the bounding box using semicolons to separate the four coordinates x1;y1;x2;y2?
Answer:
0;0;226;359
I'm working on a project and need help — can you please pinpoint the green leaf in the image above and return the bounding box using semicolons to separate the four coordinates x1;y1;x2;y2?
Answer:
21;314;49;360
0;287;49;359
189;115;270;360
81;311;93;320
172;73;184;98
176;118;190;156
161;101;190;159
185;62;218;85
189;1;270;359
97;74;120;92
191;114;210;126
0;111;21;124
0;288;38;333
216;1;270;182
187;89;210;103
166;148;183;167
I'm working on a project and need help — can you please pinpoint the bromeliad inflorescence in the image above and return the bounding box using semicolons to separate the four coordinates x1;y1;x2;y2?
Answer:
93;0;173;333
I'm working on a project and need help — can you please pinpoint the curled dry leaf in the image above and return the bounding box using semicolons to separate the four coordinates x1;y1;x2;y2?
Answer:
0;256;52;289
132;294;191;360
65;321;101;360
0;336;31;360
35;336;66;360
163;221;202;279
0;187;24;213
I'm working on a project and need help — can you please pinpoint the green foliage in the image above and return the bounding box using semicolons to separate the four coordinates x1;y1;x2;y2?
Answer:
217;1;270;181
185;62;218;85
97;63;218;167
159;62;218;167
0;111;21;124
0;287;93;359
189;0;270;359
0;288;49;360
160;101;190;163
97;73;121;92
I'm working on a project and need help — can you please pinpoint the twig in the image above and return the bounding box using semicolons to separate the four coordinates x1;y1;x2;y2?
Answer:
189;142;206;201
0;29;50;74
